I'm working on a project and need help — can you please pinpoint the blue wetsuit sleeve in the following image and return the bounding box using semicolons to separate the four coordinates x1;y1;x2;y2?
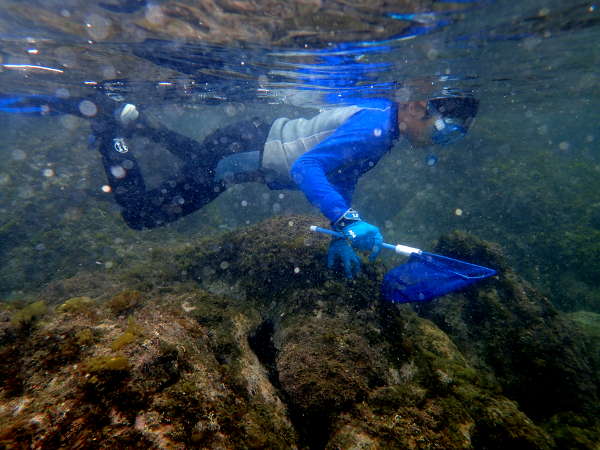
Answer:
0;94;83;116
290;103;396;223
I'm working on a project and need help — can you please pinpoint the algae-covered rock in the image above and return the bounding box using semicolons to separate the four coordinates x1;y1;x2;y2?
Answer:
107;290;142;315
110;316;144;351
0;216;598;448
418;231;600;428
10;300;47;326
83;354;130;373
57;296;94;314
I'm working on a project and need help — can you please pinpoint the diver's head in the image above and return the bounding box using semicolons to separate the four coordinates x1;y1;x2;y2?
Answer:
397;96;479;147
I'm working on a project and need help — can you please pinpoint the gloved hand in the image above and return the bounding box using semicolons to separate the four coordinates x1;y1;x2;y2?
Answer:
340;220;383;262
327;238;361;279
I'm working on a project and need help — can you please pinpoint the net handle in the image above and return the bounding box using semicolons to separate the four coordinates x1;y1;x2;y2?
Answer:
310;225;422;256
310;226;496;281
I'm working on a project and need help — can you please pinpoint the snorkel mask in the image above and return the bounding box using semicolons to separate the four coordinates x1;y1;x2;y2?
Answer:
426;96;479;146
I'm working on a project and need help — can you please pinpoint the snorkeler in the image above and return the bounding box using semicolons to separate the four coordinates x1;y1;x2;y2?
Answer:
0;90;478;278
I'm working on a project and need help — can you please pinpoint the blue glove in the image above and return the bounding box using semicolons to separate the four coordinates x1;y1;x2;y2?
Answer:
340;221;383;262
327;239;361;279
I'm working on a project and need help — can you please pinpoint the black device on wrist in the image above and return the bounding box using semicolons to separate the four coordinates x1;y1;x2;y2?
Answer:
332;208;362;230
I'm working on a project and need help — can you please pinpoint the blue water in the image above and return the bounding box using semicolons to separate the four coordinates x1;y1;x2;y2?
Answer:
0;0;599;310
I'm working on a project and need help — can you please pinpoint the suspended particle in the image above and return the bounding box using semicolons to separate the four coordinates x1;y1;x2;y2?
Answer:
110;165;126;179
55;88;70;98
12;149;27;161
84;14;112;41
78;100;97;117
426;154;438;166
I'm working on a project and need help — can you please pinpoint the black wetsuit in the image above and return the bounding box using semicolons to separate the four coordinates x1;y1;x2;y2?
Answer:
93;113;269;229
0;90;270;229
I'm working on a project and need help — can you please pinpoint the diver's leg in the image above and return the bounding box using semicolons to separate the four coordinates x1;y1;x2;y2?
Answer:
95;121;148;219
120;168;227;229
134;117;206;162
137;117;270;169
95;118;227;229
198;118;271;164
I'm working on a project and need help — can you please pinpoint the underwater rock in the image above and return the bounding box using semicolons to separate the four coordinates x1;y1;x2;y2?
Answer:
0;216;598;448
418;231;600;441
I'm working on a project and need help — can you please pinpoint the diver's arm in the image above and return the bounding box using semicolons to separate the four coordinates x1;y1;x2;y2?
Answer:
290;106;394;223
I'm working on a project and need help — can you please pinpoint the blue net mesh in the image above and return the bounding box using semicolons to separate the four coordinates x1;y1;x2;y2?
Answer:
382;252;496;303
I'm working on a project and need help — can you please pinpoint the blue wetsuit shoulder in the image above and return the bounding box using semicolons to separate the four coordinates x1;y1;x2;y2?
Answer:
291;98;398;223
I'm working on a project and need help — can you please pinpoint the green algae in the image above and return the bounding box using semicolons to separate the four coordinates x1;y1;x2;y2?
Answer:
75;328;95;347
1;216;598;448
10;300;47;326
545;413;600;450
107;290;142;315
83;355;130;373
57;296;94;314
568;311;600;342
110;316;144;351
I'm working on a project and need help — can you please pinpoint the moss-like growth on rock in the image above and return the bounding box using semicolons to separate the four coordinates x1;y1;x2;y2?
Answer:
419;230;600;429
0;216;598;448
10;300;47;326
57;296;94;314
83;354;130;373
106;290;142;315
75;328;95;346
110;316;143;351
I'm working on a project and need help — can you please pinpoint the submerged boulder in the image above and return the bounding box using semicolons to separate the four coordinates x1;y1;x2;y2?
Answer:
0;216;598;448
418;230;600;447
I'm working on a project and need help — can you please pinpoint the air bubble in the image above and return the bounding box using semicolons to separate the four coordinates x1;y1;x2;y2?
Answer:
12;149;26;161
225;105;237;116
78;100;97;117
55;88;70;98
110;166;126;179
426;155;438;166
85;14;112;41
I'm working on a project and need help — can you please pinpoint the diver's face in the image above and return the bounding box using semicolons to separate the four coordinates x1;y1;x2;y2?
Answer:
397;101;436;147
